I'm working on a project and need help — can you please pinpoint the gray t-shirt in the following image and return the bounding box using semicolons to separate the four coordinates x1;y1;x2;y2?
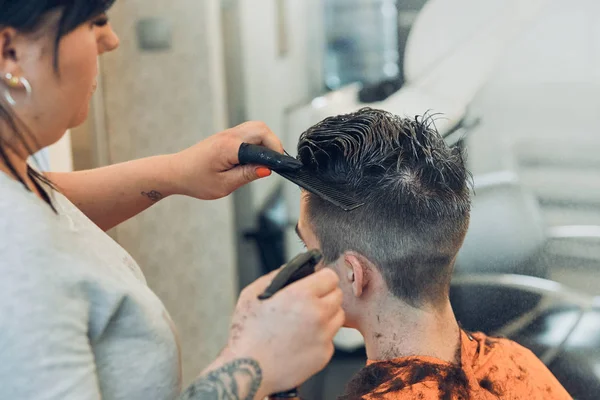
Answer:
0;172;182;399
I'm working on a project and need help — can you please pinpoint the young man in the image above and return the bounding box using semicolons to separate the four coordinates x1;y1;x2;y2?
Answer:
295;108;571;399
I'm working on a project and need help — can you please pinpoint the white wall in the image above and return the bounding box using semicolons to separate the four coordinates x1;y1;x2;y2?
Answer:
224;0;325;287
235;0;324;209
34;132;74;172
46;132;74;172
486;0;600;87
467;0;600;175
99;0;235;386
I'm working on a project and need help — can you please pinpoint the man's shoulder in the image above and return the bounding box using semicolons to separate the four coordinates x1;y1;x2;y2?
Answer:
342;358;471;400
468;332;572;399
470;331;543;364
358;379;466;400
341;332;572;400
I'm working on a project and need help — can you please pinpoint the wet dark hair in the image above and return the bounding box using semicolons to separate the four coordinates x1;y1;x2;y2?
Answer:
0;0;115;206
298;108;472;307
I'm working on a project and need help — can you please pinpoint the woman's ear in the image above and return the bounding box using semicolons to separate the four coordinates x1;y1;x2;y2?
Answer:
0;28;20;74
343;252;370;298
0;28;34;106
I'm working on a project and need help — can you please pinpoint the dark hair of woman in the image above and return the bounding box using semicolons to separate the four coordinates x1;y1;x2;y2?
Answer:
0;0;115;208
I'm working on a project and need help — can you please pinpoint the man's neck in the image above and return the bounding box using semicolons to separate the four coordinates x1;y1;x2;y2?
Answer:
357;296;461;363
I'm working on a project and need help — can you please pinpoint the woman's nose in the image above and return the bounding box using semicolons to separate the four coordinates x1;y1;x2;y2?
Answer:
98;26;120;55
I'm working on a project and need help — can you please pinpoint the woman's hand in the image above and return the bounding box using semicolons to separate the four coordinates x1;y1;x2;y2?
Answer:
48;121;282;231
187;268;345;399
171;121;284;200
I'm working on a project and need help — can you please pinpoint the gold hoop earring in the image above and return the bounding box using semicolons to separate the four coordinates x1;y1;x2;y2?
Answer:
3;73;32;106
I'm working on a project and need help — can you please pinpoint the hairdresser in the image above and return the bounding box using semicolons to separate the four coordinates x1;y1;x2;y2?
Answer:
0;1;344;399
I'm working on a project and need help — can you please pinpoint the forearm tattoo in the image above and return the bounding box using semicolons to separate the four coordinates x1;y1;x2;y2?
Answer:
141;190;164;202
180;358;263;400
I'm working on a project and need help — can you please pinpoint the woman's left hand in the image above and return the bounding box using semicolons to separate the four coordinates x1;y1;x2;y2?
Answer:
171;121;283;200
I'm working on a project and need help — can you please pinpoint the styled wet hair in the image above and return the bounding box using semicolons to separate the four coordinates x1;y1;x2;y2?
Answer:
298;108;472;307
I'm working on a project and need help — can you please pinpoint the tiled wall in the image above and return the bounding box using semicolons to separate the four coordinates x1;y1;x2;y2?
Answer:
99;0;236;386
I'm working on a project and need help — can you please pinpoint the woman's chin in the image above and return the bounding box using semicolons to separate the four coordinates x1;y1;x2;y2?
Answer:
69;107;90;130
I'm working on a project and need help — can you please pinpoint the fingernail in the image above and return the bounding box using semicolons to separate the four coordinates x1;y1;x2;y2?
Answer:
256;167;272;178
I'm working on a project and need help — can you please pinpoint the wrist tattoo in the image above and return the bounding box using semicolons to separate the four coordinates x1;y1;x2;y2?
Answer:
180;358;263;400
141;190;164;202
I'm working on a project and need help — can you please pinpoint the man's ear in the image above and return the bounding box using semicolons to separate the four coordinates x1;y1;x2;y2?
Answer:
342;252;371;298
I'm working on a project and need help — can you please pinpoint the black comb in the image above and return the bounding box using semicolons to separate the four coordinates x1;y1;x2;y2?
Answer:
238;143;364;211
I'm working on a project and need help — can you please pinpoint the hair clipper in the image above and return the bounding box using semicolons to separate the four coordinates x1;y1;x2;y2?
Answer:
258;249;323;400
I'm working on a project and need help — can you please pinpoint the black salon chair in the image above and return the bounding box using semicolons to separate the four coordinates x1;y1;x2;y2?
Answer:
451;274;600;400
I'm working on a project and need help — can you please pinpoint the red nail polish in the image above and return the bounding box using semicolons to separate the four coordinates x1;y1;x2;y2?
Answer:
256;167;272;178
